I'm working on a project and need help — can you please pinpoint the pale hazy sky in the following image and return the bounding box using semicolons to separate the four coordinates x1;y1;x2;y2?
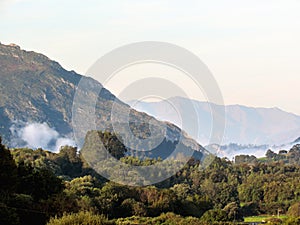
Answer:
1;0;300;114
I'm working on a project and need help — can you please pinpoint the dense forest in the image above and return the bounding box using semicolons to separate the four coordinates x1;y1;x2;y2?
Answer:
1;132;300;225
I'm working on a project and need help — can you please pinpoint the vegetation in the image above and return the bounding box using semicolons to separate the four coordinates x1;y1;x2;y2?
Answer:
2;40;300;225
47;211;110;225
2;133;300;224
236;145;300;165
244;215;288;223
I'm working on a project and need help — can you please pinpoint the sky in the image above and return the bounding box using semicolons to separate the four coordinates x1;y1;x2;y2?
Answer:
1;0;300;114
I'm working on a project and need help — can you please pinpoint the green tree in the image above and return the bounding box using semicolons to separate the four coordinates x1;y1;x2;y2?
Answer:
82;131;127;161
200;209;228;222
121;198;147;217
17;163;63;200
0;137;17;193
223;202;243;221
54;146;83;178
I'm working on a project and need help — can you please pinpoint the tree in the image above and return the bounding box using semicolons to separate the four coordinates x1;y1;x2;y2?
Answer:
82;131;127;161
240;202;260;217
223;202;243;221
65;175;100;197
200;209;228;222
54;146;83;178
121;198;147;217
0;137;17;193
17;163;63;200
266;149;276;159
99;131;127;159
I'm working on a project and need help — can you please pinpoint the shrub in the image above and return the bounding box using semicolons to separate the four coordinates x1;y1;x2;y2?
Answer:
47;211;110;225
287;202;300;217
200;209;228;222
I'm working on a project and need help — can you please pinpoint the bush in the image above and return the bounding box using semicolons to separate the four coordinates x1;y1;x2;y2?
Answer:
284;217;300;225
287;202;300;217
240;202;260;217
47;211;110;225
223;202;243;221
200;209;228;222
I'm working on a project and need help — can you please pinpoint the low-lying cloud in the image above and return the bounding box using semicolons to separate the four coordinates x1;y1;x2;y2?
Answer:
10;121;76;152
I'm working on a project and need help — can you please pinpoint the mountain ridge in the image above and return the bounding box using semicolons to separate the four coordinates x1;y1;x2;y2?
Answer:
159;96;300;117
128;96;300;146
0;42;207;160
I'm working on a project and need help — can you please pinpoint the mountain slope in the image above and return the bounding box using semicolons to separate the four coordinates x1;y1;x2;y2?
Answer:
0;43;207;159
128;96;300;146
0;43;80;137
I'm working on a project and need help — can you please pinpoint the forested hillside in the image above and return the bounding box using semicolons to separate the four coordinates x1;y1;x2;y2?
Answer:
1;133;300;225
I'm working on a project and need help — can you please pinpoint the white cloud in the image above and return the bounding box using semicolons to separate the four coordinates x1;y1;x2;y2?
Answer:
21;122;59;149
10;121;76;153
55;137;76;152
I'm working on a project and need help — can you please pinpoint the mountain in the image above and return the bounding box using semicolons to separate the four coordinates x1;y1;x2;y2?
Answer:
0;43;207;160
128;96;300;146
206;143;270;159
293;137;300;143
206;137;300;159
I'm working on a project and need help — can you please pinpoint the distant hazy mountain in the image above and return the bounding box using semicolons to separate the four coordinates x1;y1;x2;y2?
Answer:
0;43;207;159
293;137;300;143
128;96;300;147
206;140;300;159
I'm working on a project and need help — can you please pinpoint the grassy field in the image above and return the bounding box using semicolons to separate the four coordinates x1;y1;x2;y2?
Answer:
244;215;288;222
